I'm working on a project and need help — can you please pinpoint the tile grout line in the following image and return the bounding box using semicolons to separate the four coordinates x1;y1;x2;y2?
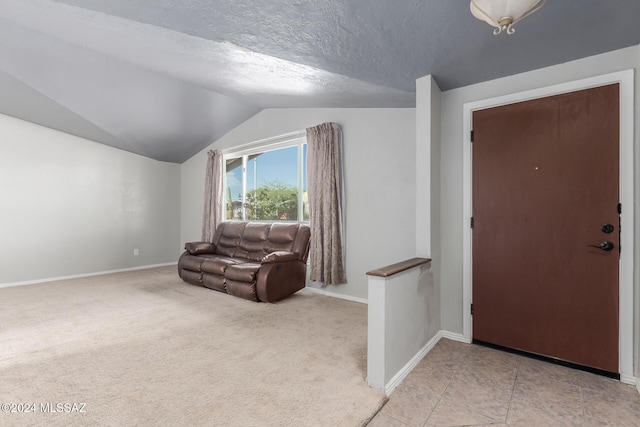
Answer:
382;413;412;427
421;347;468;427
420;375;448;426
579;384;586;424
469;349;520;424
503;358;520;426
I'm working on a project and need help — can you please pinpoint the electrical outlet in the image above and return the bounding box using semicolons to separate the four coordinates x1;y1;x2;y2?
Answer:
133;248;139;256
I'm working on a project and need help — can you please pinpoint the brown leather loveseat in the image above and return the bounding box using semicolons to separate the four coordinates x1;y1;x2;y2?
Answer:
178;221;311;302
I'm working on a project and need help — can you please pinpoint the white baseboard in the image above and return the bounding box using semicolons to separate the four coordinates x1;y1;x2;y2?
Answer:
637;380;640;395
383;330;474;395
384;331;444;395
440;330;471;344
303;285;368;305
0;262;178;289
620;373;635;385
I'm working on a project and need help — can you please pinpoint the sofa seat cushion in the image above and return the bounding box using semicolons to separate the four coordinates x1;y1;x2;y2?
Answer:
225;263;261;283
202;274;226;293
179;254;210;272
201;256;241;275
225;279;258;301
180;270;203;286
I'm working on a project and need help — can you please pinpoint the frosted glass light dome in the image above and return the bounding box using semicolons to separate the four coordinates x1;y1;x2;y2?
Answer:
470;0;547;35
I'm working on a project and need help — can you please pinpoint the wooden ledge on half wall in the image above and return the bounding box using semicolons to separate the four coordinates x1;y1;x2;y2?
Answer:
366;257;431;278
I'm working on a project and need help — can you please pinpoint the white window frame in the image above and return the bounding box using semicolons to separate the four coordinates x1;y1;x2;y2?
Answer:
222;130;308;223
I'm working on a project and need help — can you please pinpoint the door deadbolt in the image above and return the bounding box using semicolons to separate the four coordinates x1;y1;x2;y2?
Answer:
601;224;614;234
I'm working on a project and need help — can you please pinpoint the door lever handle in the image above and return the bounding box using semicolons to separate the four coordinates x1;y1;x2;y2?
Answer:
587;241;614;251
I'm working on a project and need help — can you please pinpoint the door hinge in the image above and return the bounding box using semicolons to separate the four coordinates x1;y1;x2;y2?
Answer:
470;130;474;142
470;217;474;228
617;203;622;214
470;304;474;315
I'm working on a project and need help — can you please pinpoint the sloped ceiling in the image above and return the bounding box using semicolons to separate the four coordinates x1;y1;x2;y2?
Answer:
1;0;640;162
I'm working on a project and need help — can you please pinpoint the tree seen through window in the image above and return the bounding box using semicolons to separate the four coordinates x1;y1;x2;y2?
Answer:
224;141;308;222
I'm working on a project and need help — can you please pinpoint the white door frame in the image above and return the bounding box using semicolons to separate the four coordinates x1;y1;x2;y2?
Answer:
462;70;635;383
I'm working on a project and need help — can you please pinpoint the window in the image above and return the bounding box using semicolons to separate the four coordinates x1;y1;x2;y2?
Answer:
223;136;308;222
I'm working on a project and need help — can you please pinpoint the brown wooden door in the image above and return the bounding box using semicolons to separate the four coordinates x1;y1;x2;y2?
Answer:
472;84;620;373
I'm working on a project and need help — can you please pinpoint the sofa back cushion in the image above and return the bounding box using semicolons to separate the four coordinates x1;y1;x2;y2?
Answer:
264;223;302;255
283;224;310;262
212;221;310;262
235;223;272;261
214;222;247;257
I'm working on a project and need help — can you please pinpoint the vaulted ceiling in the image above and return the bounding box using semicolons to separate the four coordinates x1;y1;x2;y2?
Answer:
2;1;640;163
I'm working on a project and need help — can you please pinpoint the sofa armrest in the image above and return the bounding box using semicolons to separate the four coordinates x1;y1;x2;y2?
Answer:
184;242;216;255
261;251;299;264
257;260;306;302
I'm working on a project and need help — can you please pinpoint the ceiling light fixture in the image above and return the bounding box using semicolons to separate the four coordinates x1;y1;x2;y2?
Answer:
470;0;547;35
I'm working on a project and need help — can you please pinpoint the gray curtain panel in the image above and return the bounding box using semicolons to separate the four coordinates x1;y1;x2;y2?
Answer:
307;122;347;285
202;149;223;242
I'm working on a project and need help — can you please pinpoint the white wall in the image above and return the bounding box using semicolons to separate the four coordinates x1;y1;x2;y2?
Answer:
435;45;640;376
0;114;181;284
180;108;416;301
415;74;442;340
367;262;438;392
430;78;442;341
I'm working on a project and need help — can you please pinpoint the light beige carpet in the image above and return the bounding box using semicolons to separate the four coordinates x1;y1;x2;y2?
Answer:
0;266;384;426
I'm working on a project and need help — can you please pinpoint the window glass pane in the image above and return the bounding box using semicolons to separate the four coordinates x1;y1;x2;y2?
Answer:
302;143;309;221
246;146;298;221
225;157;243;220
223;138;307;223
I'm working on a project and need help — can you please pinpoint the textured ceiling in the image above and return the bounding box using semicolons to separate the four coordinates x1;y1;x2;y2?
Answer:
1;0;640;162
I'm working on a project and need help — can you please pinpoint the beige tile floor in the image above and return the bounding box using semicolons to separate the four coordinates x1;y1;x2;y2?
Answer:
368;339;640;426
